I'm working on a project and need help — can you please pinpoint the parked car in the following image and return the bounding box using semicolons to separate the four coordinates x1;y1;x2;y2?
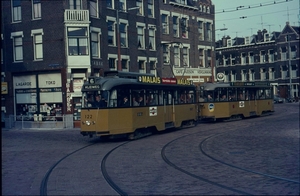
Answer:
274;95;284;103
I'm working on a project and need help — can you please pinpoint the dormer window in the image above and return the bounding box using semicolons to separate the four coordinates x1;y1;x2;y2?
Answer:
244;36;250;45
227;39;232;47
264;33;270;42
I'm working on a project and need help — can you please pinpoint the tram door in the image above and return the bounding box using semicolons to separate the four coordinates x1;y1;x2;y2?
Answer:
164;91;174;123
248;89;257;116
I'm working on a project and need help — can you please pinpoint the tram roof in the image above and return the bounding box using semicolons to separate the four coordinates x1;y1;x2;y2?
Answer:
82;77;195;91
200;82;271;91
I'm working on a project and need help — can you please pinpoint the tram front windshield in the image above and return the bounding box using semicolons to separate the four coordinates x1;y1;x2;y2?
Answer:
82;91;108;108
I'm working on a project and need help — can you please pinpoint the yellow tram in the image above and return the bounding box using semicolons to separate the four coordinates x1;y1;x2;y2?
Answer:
198;82;274;121
80;71;197;139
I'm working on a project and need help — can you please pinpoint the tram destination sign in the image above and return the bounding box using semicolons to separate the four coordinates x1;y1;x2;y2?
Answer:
83;84;101;90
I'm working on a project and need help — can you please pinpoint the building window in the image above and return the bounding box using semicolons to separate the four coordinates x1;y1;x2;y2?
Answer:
120;23;127;47
108;58;116;69
32;0;41;19
199;48;204;67
12;0;22;22
181;18;188;38
69;0;82;9
230;54;236;65
68;27;88;55
121;59;128;70
91;31;100;58
260;68;266;80
206;22;211;41
106;0;113;8
268;49;274;62
280;47;287;60
147;0;154;17
230;70;236;81
174;46;180;67
148;28;155;50
249;52;254;64
198;21;203;41
90;0;98;17
138;60;146;73
136;0;143;15
173;16;179;37
241;70;247;81
33;34;43;60
162;14;169;34
291;64;297;78
241;53;246;65
119;0;125;11
182;47;189;67
13;36;23;62
150;60;156;75
260;50;266;63
107;20;115;45
137;26;145;49
269;68;275;80
163;45;169;64
249;69;255;81
290;46;296;59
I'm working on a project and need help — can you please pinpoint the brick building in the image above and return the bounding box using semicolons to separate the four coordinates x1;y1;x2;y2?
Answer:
1;0;215;127
215;22;299;99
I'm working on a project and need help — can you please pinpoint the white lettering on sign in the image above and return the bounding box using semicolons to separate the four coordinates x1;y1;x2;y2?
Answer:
173;68;211;76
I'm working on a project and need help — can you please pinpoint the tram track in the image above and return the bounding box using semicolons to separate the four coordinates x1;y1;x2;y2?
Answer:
160;109;299;195
161;126;253;195
39;139;131;196
40;143;96;196
199;134;300;184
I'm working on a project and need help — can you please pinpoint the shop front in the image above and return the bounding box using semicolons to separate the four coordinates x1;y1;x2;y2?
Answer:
13;73;63;122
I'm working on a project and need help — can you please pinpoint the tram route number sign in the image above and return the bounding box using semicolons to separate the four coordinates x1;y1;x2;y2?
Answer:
149;107;157;116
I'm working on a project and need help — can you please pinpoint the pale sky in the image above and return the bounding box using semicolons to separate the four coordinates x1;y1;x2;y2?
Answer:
212;0;300;39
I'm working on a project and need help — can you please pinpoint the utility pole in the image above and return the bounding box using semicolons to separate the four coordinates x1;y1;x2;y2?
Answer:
287;34;292;98
211;28;228;82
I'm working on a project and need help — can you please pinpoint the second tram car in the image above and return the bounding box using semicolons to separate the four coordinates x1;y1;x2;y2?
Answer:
198;82;274;121
80;71;197;139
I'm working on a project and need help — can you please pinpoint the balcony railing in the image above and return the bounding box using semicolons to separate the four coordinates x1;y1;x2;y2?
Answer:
64;9;89;23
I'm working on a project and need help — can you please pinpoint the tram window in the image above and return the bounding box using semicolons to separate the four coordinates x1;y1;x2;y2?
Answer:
163;90;172;105
214;90;220;102
219;88;228;101
248;89;256;100
198;91;205;102
203;91;214;102
237;88;245;101
109;89;117;107
180;92;186;103
158;90;164;105
265;88;272;98
187;91;194;103
258;89;266;99
146;90;157;106
174;90;178;104
228;88;236;101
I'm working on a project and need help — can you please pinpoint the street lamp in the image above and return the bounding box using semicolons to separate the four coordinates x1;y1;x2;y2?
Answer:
116;6;140;71
211;28;227;82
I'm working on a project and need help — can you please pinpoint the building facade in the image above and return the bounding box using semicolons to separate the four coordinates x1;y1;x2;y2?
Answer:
1;0;215;127
215;22;300;99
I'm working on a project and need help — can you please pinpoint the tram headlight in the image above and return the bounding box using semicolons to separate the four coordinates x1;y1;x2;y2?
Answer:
85;121;91;126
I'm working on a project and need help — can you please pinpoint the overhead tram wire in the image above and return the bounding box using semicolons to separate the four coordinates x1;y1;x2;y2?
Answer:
215;0;293;14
